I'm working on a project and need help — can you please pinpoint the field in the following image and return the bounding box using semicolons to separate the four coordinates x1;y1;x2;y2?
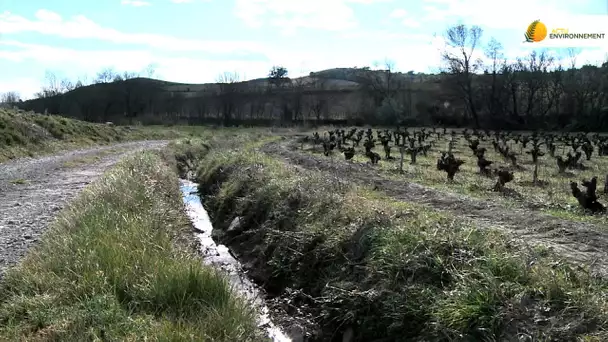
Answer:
4;113;608;340
186;127;608;341
298;128;608;224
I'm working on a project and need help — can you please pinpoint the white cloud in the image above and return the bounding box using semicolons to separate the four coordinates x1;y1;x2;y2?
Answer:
0;40;268;98
389;9;407;18
401;18;420;28
234;0;393;34
5;4;603;100
34;9;62;21
0;10;265;54
338;30;430;41
170;0;192;3
0;35;445;98
0;78;41;100
121;0;152;6
388;8;420;27
2;9;433;83
418;0;608;69
0;40;157;71
419;0;575;30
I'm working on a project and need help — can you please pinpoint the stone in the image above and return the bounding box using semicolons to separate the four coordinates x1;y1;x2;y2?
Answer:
227;216;243;234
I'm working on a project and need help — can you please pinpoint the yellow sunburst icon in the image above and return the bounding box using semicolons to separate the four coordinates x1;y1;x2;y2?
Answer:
524;20;547;42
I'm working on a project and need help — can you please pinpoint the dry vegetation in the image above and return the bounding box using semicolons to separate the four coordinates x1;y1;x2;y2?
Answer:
1;20;607;342
301;127;608;224
0;107;198;162
183;131;608;341
4;118;608;340
0;150;265;341
9;25;607;132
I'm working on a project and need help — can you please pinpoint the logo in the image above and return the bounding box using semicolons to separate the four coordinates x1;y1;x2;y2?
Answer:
524;20;547;42
549;27;605;40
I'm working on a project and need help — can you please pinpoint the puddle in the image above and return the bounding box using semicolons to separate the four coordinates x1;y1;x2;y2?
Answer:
180;179;291;342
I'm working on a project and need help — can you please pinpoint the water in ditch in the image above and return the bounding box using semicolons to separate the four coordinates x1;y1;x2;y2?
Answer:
180;179;291;342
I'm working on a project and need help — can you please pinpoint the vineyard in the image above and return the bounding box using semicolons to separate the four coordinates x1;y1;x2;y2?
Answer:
298;127;608;222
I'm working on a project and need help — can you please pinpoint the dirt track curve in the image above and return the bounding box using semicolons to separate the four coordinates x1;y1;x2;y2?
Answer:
0;140;168;278
262;138;608;278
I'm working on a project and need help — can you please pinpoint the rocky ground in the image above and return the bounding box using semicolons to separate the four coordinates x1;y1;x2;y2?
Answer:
0;141;168;278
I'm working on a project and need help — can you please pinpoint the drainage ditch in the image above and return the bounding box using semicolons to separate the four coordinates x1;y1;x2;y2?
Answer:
180;179;291;341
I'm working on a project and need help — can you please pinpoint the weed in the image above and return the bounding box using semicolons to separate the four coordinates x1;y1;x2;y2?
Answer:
193;142;608;341
0;152;264;341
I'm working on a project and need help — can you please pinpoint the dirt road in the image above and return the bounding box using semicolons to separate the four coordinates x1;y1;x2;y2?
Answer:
0;141;168;278
262;139;608;278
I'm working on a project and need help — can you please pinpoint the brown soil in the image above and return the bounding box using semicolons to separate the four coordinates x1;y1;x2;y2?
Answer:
261;138;608;278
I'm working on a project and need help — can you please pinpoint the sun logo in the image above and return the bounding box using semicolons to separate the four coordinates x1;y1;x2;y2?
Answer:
524;20;547;42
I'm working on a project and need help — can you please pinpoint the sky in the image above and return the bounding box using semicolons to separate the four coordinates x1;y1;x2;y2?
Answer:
1;0;607;99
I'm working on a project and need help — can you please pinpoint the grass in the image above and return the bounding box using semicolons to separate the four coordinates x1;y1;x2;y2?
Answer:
59;149;130;167
61;155;103;168
0;108;208;163
192;139;608;341
0;151;265;341
300;130;608;226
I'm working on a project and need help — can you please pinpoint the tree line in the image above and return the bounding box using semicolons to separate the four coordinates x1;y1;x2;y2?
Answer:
438;25;608;131
3;24;608;131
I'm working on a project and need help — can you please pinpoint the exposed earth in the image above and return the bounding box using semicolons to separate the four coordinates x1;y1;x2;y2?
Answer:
3;134;608;341
261;138;608;279
0;140;168;278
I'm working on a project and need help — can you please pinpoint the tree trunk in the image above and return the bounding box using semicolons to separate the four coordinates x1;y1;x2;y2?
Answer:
399;145;405;172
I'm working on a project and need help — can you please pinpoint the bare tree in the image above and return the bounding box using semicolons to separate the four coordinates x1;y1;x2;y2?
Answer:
216;71;241;126
440;24;484;127
267;66;293;123
34;71;63;98
481;38;505;118
566;48;582;69
247;84;267;120
0;91;21;105
142;63;157;78
380;58;397;99
95;67;118;83
290;75;306;121
113;71;139;82
308;75;328;121
510;50;555;124
60;78;75;93
355;58;397;108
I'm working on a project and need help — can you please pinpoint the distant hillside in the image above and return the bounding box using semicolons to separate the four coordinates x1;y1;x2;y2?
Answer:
15;64;608;130
17;68;446;126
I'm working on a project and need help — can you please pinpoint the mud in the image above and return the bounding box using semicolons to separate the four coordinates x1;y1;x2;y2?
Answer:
261;139;608;278
0;141;168;278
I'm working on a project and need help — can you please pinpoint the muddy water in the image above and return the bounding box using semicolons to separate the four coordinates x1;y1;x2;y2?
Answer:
180;179;291;342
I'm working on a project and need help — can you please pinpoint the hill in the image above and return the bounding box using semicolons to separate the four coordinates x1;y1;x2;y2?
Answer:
14;63;608;131
15;68;445;126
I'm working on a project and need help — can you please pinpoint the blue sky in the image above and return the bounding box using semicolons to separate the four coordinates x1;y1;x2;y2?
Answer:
1;0;607;99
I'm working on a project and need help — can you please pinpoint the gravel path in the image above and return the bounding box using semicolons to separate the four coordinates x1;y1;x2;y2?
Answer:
0;140;168;278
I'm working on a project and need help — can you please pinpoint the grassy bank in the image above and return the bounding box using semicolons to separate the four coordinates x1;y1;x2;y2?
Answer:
0;108;197;162
194;145;608;341
0;151;264;341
